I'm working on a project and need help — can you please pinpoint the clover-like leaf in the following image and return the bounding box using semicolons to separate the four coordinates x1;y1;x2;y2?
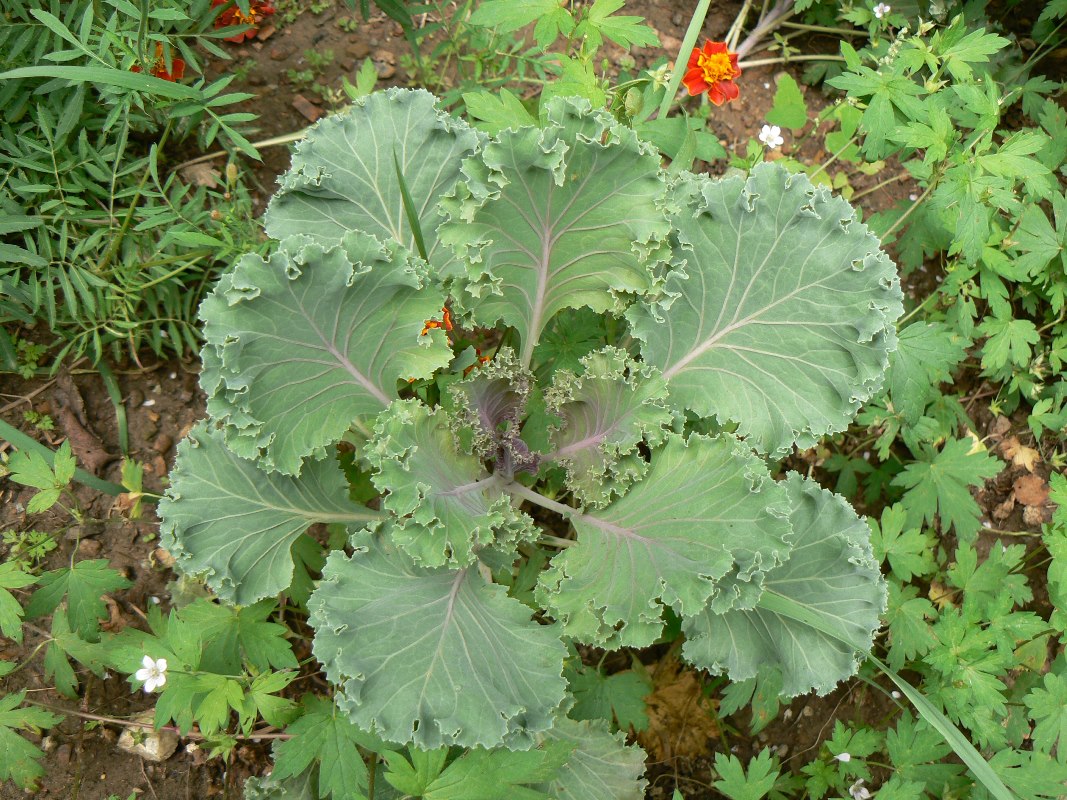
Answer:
367;399;536;567
682;472;887;697
536;433;792;649
440;95;672;367
265;88;484;275
627;163;903;457
536;718;648;800
544;346;671;506
309;536;568;750
159;422;379;604
200;232;453;474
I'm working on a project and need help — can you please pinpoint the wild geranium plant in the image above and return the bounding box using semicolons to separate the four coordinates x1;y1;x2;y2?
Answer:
159;88;903;797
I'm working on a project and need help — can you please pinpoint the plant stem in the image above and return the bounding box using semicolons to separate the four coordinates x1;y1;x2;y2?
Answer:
656;0;715;119
738;54;846;68
537;534;575;548
506;482;578;518
809;135;857;179
779;21;864;36
883;169;941;238
850;171;910;201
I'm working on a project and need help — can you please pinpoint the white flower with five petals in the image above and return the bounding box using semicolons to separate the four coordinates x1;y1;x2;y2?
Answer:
758;124;785;149
873;3;891;19
135;655;168;693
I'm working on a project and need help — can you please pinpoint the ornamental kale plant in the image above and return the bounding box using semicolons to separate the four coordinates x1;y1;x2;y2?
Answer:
159;88;903;795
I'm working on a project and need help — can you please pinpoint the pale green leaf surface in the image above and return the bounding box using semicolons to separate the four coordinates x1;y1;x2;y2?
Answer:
367;399;535;567
0;691;62;790
441;96;671;367
418;741;573;800
200;232;453;473
537;433;792;648
309;539;568;749
0;563;34;643
765;75;808;130
535;717;647;800
544;347;671;506
265;88;483;274
26;559;131;642
683;473;886;697
159;422;378;605
628;163;902;457
889;322;968;424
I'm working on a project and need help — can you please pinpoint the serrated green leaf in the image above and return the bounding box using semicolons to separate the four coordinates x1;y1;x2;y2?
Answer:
885;712;963;792
309;537;568;749
712;749;781;800
367;399;535;567
441;96;671;368
765;75;808;130
265;88;483;275
544;347;671;506
0;691;62;789
199;232;453;473
567;664;651;731
179;599;298;674
418;741;573;800
1012;193;1067;277
891;438;1001;540
462;88;537;136
627;163;902;458
468;0;569;36
538;433;792;648
160;422;378;605
1023;669;1067;762
0;562;35;643
869;504;936;581
271;695;372;799
577;0;659;49
683;473;886;697
535;717;647;800
884;583;937;671
26;559;131;641
888;322;968;424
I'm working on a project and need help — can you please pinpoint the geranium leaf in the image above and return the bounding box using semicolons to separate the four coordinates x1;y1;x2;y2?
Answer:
265;88;484;275
627;163;903;457
682;473;886;697
544;346;672;506
440;96;672;367
199;232;453;474
159;423;378;605
536;717;648;800
536;433;792;648
367;399;536;567
309;536;568;750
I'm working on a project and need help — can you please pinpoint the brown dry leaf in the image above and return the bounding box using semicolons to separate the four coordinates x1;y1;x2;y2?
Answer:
1023;504;1053;526
990;415;1011;439
992;496;1015;521
179;162;220;188
636;657;719;762
928;580;955;610
292;93;323;123
1013;474;1050;507
1001;436;1041;472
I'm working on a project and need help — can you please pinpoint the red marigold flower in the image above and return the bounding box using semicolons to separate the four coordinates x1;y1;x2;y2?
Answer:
211;0;275;43
131;43;186;82
682;40;741;106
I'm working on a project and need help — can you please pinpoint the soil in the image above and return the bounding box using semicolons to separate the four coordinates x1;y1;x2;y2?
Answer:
0;1;1054;798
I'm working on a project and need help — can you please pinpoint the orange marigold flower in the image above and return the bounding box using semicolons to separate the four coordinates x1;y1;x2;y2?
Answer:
211;0;275;43
131;43;186;82
682;40;741;106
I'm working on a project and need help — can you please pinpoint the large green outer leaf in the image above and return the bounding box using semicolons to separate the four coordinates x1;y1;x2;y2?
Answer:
366;399;535;567
200;232;452;474
536;433;792;648
544;346;671;506
682;473;886;697
439;96;672;367
627;163;903;457
265;88;484;274
536;718;647;800
309;538;568;750
159;423;378;605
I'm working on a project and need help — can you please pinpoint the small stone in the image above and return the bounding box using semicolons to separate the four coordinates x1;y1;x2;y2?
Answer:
292;94;323;123
346;41;371;58
117;713;179;762
154;547;177;568
340;57;356;71
255;23;276;41
78;539;102;558
249;73;266;86
153;433;174;455
378;63;396;79
56;744;72;767
672;12;683;25
127;389;144;407
269;46;292;61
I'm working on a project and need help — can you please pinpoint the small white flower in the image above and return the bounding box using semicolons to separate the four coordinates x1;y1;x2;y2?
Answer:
835;751;852;762
891;690;902;699
873;3;891;18
849;779;872;800
759;124;785;149
135;655;168;693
